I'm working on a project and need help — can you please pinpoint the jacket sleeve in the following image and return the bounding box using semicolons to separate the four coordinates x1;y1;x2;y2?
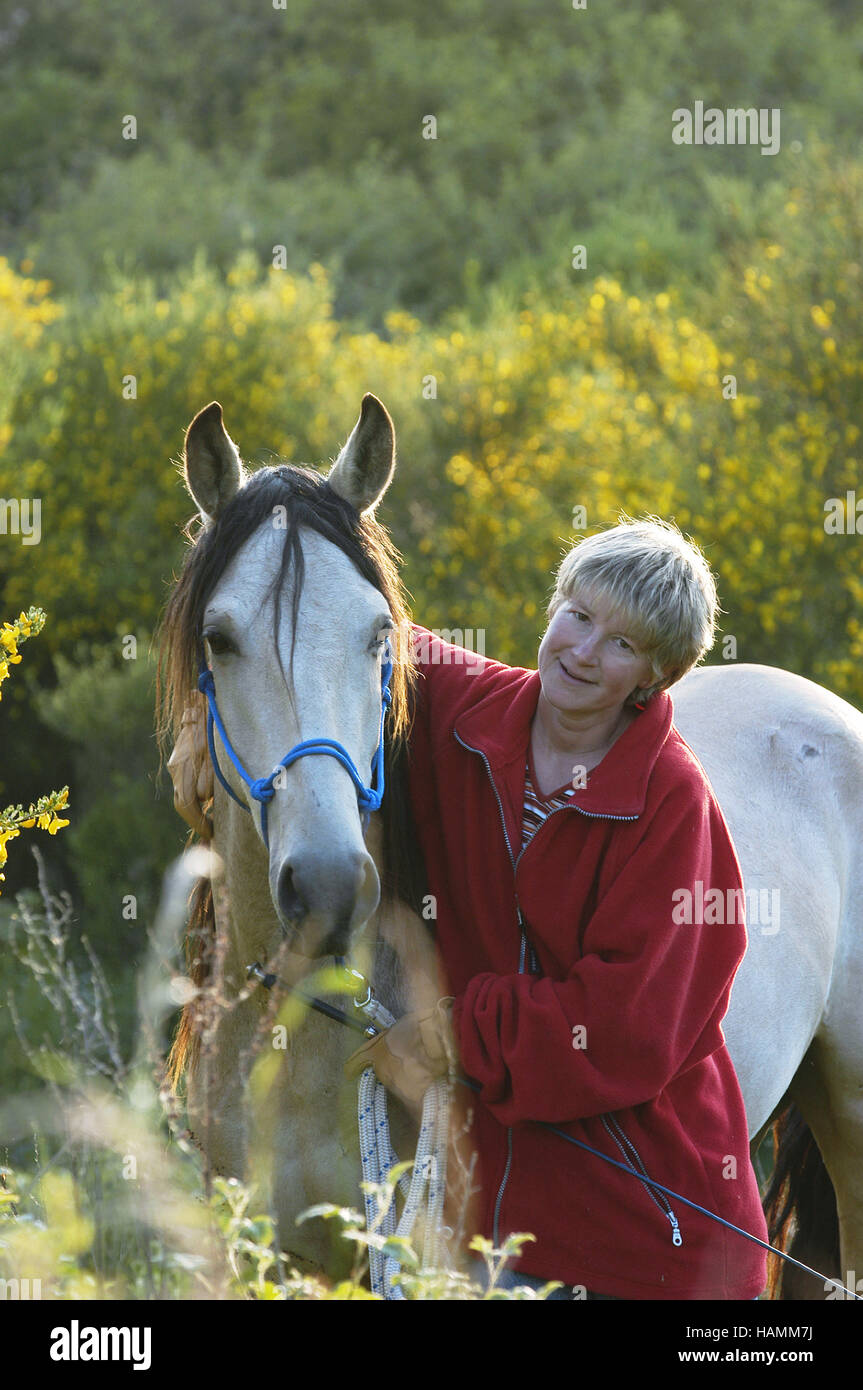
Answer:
450;775;748;1126
406;622;520;782
408;623;513;718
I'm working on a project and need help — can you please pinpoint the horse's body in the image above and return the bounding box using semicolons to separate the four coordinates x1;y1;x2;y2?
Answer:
673;663;863;1295
160;395;863;1296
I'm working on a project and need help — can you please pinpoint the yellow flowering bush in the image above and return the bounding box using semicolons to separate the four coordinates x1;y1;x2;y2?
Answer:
0;145;860;710
0;258;62;455
401;144;863;706
0;607;70;890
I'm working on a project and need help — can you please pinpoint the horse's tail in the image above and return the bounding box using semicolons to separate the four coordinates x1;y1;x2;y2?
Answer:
763;1102;839;1298
166;871;215;1092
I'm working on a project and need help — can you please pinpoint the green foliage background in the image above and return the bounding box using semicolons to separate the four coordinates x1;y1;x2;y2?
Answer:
0;0;860;1260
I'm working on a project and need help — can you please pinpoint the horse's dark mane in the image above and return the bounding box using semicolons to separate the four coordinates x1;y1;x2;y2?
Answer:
155;461;429;1086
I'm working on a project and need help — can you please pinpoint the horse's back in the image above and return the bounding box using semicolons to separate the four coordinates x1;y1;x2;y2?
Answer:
670;663;863;1133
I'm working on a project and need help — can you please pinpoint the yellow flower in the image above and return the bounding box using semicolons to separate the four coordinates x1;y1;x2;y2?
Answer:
0;827;20;860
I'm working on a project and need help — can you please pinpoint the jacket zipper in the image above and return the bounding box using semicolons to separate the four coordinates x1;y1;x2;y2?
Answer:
453;728;671;1251
511;754;680;1248
454;730;637;1241
601;1113;683;1246
454;730;530;1245
492;1128;514;1245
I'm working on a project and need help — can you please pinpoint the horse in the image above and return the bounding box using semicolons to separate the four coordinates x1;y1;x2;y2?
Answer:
157;393;863;1297
156;395;460;1277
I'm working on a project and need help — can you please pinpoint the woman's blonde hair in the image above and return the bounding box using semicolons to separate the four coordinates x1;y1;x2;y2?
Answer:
546;515;720;705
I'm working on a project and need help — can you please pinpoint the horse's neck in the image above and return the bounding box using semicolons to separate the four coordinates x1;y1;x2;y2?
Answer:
200;786;442;1255
363;813;442;1018
211;788;283;992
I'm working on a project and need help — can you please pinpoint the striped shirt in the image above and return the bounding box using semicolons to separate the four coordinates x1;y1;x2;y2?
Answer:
521;754;579;851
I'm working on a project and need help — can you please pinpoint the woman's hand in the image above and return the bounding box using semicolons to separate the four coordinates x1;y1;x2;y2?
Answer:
344;998;457;1112
167;696;214;839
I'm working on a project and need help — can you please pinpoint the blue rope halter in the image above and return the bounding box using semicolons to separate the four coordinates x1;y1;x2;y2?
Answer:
196;643;393;849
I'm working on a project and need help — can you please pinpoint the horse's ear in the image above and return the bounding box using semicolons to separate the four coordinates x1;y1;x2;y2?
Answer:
183;402;244;523
327;394;396;515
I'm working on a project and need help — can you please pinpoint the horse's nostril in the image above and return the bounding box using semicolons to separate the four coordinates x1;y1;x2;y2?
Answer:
277;862;306;925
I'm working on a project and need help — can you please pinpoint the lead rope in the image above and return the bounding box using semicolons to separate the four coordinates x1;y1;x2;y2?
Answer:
249;961;451;1298
382;1079;449;1295
356;994;451;1298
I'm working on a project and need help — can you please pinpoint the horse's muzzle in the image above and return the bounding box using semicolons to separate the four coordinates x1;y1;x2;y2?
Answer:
274;850;380;957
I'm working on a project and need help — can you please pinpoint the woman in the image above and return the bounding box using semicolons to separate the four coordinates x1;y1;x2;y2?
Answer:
170;515;768;1300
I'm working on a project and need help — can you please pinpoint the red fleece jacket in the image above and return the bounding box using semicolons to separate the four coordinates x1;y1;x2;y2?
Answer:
406;625;767;1300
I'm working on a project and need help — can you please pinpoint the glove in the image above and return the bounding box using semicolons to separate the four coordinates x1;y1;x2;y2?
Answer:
167;695;214;839
344;998;457;1111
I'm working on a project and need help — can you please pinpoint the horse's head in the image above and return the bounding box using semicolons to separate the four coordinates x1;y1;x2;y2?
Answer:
159;394;415;961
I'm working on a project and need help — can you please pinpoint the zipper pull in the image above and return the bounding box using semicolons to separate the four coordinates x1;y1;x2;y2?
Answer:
668;1211;683;1246
516;904;540;975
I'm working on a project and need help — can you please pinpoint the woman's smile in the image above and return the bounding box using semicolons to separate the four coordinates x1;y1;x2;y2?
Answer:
558;659;596;685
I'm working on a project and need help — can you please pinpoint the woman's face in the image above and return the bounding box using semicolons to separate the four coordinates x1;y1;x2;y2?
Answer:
537;585;659;718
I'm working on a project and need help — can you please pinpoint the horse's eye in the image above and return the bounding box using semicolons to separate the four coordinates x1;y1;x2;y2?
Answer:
203;630;232;657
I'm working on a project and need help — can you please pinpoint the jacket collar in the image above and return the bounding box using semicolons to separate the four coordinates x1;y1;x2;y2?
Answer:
453;667;674;823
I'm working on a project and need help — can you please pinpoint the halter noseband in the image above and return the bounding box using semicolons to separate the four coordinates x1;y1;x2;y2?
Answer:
196;642;393;848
